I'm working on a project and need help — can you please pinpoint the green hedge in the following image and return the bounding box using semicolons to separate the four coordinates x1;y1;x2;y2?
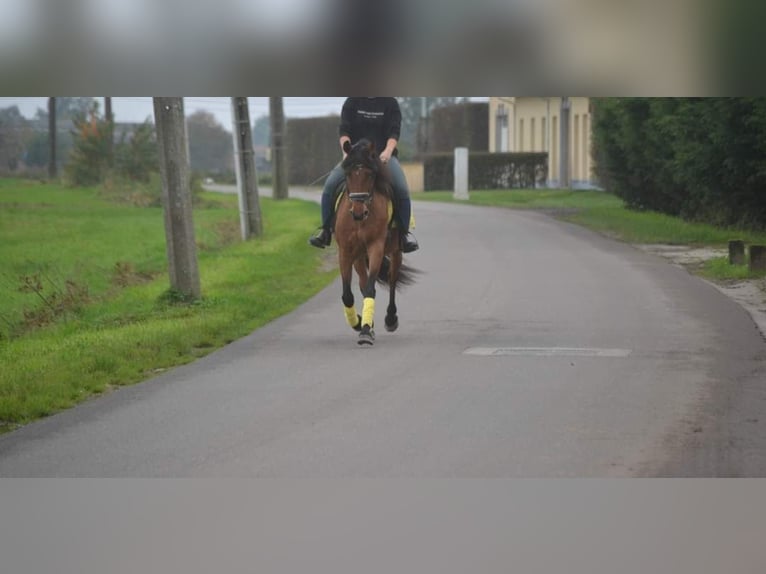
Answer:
592;98;766;229
424;152;548;191
286;116;340;185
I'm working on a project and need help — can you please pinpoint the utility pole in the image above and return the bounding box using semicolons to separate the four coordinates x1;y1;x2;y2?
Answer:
269;97;288;200
559;97;571;189
48;97;57;179
231;97;263;239
104;97;114;165
153;97;201;300
421;97;429;155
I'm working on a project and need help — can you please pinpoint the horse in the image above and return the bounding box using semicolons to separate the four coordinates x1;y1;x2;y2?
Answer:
333;139;417;346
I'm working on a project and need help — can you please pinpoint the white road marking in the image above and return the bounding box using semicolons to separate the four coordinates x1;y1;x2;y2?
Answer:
464;347;632;358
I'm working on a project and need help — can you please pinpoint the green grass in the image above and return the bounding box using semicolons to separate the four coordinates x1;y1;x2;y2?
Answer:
700;257;766;281
416;189;766;246
0;179;335;433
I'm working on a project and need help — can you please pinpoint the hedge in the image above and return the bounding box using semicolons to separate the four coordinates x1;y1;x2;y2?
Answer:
424;152;548;191
286;116;340;185
592;98;766;229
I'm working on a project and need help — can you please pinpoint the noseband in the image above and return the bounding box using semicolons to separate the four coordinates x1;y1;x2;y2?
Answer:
346;164;375;206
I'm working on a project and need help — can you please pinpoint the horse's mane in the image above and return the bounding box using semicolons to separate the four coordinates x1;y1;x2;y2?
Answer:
341;139;392;197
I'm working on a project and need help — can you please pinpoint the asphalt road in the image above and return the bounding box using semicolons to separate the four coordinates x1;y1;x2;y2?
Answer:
2;198;765;477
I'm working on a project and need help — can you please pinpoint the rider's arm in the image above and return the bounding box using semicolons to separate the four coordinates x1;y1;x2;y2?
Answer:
339;99;354;156
380;99;401;162
380;138;398;163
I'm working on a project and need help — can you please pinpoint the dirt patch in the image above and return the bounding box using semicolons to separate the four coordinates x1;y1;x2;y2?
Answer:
636;244;728;267
111;261;157;287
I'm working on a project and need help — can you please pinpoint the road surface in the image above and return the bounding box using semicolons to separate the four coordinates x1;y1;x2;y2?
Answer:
1;197;765;477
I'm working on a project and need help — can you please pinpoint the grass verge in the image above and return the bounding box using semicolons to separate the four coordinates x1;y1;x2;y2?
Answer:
0;179;335;433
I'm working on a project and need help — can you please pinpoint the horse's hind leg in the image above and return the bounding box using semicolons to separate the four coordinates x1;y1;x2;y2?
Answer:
385;247;402;333
340;250;361;332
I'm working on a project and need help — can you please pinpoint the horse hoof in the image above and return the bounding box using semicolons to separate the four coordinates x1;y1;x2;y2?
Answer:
384;317;399;332
352;315;362;332
358;327;375;346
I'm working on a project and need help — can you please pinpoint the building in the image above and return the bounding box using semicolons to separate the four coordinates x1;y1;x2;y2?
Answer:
488;97;596;188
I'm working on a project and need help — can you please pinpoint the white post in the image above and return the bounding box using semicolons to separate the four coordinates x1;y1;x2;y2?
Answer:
454;147;469;200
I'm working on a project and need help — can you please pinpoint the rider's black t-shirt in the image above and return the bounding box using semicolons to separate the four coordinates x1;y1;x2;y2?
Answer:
339;98;401;158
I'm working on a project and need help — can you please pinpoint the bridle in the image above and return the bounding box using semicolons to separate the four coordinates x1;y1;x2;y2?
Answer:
346;163;376;219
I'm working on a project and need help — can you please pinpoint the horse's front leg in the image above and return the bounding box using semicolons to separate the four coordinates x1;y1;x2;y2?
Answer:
358;241;385;346
339;249;361;332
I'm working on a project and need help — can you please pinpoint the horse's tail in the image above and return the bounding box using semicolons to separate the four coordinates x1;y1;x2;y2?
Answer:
376;256;420;288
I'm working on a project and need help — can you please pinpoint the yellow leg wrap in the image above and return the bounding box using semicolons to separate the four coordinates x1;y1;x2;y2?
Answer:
344;305;360;328
362;298;375;328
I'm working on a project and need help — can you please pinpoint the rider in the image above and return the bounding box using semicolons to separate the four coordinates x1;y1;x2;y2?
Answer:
308;97;419;253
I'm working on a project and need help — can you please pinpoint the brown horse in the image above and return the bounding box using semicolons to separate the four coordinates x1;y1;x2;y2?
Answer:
334;139;416;346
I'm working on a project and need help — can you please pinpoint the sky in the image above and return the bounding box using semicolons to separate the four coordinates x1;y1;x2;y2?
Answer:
0;97;351;126
0;97;488;128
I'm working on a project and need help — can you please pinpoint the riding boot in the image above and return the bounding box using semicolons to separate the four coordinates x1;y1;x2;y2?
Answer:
308;185;336;248
397;197;419;253
401;232;419;253
309;227;332;248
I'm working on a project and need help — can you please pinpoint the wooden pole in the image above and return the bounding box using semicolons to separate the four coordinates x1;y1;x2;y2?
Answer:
153;97;201;300
231;97;263;239
104;97;114;165
48;97;57;179
269;97;288;200
749;245;766;272
729;240;745;265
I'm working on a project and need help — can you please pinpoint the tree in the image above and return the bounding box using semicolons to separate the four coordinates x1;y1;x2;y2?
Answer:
396;97;469;158
252;114;270;147
0;106;31;172
186;110;233;175
115;121;157;183
592;97;766;229
30;97;95;172
65;103;112;186
56;97;96;121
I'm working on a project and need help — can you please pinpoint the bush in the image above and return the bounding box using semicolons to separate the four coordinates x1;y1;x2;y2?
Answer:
115;121;157;183
424;152;548;191
592;98;766;229
65;107;113;186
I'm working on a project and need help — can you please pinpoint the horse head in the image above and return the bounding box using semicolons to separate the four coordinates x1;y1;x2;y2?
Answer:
342;139;382;222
